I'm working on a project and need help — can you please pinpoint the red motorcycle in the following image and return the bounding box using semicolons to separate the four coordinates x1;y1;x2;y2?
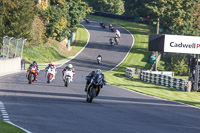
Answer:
114;37;119;45
27;67;37;84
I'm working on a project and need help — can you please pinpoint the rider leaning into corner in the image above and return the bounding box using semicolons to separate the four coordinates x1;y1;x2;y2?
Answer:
115;29;121;38
27;61;39;80
62;64;75;81
85;69;106;95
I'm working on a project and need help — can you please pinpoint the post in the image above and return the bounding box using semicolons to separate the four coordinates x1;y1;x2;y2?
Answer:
14;38;21;57
155;18;160;71
6;37;13;59
156;18;159;34
21;39;27;58
193;54;199;91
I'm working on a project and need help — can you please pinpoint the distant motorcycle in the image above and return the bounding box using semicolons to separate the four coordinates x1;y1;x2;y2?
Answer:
86;74;103;103
100;22;106;28
46;66;56;83
114;37;119;45
109;38;114;46
27;67;37;84
97;56;102;64
63;69;74;87
109;25;114;32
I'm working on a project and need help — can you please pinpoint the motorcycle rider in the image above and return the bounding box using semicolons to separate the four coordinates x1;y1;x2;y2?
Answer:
114;36;119;45
115;29;121;38
45;62;56;78
85;69;106;95
109;24;114;31
97;54;102;61
100;22;105;28
27;61;39;81
62;64;75;81
109;37;114;45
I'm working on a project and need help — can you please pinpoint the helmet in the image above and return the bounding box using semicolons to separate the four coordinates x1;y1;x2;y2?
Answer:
110;24;112;26
50;62;55;66
68;64;73;69
95;69;102;74
33;61;37;65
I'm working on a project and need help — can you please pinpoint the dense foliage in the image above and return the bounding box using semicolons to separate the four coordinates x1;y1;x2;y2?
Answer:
39;0;88;41
123;0;147;17
0;0;36;48
145;0;200;36
84;0;125;15
0;0;89;48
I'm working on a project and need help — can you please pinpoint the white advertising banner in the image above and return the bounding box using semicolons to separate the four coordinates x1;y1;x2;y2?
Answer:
164;35;200;54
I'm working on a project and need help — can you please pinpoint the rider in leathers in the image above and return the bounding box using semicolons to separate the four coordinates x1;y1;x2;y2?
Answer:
85;69;106;96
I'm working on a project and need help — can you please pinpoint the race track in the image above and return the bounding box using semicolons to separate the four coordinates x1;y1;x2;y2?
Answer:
0;20;200;133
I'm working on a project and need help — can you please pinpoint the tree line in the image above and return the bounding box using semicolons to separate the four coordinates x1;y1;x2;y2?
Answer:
0;0;89;48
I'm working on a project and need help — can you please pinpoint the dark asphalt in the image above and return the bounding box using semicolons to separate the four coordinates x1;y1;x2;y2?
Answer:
0;20;200;133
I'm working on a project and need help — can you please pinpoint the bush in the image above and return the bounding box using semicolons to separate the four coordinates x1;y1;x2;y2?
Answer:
164;53;189;76
30;15;46;46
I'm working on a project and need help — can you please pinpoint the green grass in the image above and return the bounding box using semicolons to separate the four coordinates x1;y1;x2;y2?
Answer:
88;15;200;107
0;121;25;133
23;25;88;63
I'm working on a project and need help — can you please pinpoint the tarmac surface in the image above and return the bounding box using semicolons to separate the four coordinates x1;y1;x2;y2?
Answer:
0;20;200;133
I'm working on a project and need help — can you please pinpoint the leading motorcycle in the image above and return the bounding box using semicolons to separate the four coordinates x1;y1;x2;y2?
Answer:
86;74;103;103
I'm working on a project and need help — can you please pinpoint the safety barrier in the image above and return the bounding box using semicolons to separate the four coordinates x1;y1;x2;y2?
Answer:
0;57;21;76
125;67;186;91
125;67;145;78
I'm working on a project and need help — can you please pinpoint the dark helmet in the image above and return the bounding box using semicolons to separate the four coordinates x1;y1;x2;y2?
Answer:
33;61;37;65
95;69;102;74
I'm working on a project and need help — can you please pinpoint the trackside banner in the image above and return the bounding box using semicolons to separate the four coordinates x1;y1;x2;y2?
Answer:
164;35;200;54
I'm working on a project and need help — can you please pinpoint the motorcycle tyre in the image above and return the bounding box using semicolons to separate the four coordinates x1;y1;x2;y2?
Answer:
28;74;32;84
47;74;51;83
88;88;96;103
65;78;69;87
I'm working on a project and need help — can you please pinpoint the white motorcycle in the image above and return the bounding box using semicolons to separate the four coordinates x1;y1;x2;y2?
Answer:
46;66;56;83
97;56;102;64
63;69;74;87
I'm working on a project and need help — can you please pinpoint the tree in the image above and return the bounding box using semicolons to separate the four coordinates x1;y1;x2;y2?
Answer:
123;0;148;16
145;0;200;36
39;0;88;41
0;0;36;40
84;0;125;15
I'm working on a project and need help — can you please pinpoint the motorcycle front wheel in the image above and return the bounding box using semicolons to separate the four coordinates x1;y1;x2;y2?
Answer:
87;88;96;103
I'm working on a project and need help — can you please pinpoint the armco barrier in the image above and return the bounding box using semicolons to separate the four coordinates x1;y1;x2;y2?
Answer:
125;67;186;91
0;57;21;76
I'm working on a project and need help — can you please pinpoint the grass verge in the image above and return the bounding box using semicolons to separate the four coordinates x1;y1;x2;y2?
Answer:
23;24;88;69
87;15;200;108
0;121;25;133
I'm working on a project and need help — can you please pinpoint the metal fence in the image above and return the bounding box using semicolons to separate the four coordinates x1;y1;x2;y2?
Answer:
0;36;27;59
